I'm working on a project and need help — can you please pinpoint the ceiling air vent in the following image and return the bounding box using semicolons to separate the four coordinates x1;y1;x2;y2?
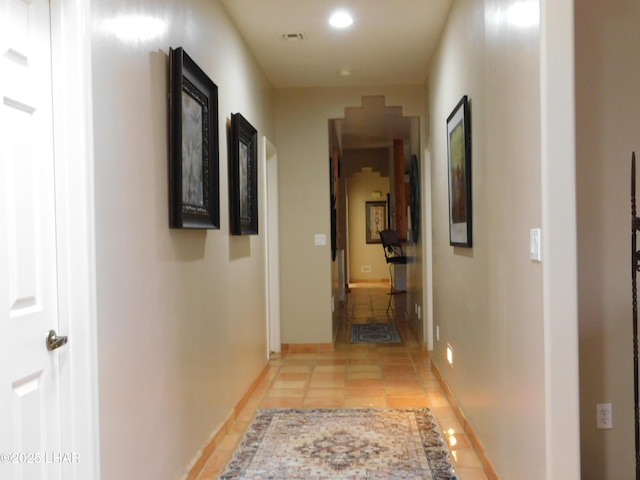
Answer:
281;33;305;41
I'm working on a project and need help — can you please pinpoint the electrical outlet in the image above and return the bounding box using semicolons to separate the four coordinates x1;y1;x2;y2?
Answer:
596;403;613;429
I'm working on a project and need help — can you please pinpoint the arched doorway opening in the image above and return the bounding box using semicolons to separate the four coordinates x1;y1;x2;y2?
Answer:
328;96;421;326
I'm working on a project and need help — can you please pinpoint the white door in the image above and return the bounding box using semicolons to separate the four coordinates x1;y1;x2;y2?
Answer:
0;0;65;478
263;137;281;354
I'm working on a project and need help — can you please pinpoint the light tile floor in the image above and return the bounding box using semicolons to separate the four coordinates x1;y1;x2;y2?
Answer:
198;283;488;480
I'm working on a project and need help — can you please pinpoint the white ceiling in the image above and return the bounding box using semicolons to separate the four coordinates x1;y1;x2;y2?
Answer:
219;0;453;89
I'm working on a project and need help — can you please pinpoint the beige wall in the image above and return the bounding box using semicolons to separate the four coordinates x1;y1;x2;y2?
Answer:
275;86;426;343
83;0;596;478
346;169;390;282
576;0;640;478
429;0;548;477
91;1;274;478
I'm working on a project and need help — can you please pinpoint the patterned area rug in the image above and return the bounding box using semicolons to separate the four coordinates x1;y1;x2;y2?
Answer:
351;322;401;344
219;408;458;479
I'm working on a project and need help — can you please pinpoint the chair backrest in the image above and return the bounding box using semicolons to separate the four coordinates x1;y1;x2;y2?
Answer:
380;229;400;246
379;229;406;261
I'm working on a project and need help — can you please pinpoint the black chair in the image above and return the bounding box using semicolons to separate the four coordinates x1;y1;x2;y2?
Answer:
379;229;407;314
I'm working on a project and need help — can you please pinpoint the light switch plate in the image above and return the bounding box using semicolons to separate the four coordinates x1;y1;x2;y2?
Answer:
314;234;326;246
530;228;542;261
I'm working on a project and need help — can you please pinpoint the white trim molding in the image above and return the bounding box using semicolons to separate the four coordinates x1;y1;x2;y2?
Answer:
51;0;100;477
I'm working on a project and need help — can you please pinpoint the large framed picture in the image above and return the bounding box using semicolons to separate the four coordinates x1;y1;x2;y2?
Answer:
447;95;472;247
168;47;219;229
229;112;258;235
365;201;387;244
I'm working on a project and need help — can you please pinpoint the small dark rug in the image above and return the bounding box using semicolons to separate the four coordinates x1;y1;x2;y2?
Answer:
219;408;458;479
351;322;401;344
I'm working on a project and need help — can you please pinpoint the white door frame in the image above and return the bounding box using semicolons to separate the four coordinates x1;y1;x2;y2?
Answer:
263;137;281;354
50;0;100;477
422;147;434;351
540;0;580;477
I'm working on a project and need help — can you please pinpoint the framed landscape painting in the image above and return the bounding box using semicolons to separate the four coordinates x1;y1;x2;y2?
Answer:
447;95;472;247
168;47;219;229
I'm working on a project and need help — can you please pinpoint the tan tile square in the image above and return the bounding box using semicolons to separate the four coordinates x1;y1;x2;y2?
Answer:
427;392;452;408
432;412;464;433
450;448;484;468
309;381;345;390
347;364;381;374
315;358;349;365
386;396;429;408
380;358;413;368
279;365;313;373
265;388;306;398
445;432;472;450
287;345;320;354
344;397;387;408
346;385;385;397
275;372;310;381
384;385;425;396
311;372;347;382
260;397;304;408
302;397;344;408
347;378;384;388
382;366;418;377
452;467;489;480
305;387;344;398
347;371;382;380
312;368;344;376
284;353;317;361
270;380;308;389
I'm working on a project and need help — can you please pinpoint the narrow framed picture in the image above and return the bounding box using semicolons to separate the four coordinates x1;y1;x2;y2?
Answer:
409;154;420;243
230;112;258;235
365;201;387;244
329;156;338;261
447;95;472;247
168;47;219;229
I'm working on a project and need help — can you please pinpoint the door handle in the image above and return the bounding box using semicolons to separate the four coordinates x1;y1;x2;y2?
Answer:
46;330;68;351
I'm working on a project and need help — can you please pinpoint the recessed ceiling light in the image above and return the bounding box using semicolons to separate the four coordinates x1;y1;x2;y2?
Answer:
329;11;353;28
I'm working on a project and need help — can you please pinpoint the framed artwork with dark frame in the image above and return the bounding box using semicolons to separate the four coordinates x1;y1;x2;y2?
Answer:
365;201;387;244
168;47;219;229
447;95;472;247
409;155;420;243
229;112;258;235
330;156;338;261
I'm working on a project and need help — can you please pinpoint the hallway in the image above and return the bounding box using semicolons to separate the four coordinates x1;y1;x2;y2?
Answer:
198;284;488;479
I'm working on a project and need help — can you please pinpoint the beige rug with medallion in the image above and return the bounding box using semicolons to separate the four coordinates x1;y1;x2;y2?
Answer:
219;408;458;479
